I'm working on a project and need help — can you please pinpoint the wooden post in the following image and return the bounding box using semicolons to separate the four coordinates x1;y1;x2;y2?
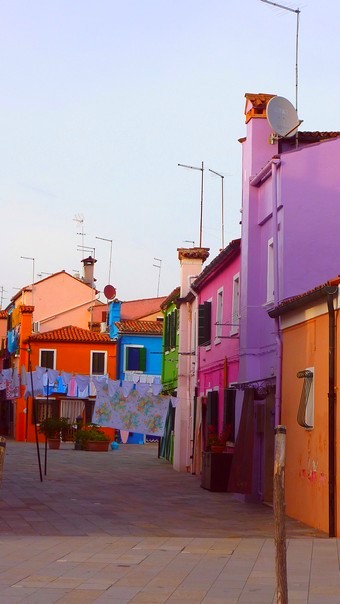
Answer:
274;425;288;603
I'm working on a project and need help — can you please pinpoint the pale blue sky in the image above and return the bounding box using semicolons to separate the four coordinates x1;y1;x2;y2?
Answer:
1;0;339;305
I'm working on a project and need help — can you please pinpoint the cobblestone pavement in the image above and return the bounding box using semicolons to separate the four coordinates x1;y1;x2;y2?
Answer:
0;441;339;603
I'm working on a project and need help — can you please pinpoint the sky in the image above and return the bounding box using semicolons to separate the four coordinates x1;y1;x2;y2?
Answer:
1;0;339;307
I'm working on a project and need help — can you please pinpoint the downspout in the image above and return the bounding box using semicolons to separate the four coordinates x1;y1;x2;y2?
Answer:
325;285;338;537
272;158;282;426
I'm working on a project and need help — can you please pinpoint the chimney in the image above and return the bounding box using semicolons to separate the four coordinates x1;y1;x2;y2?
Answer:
177;247;210;297
244;93;275;123
81;256;97;286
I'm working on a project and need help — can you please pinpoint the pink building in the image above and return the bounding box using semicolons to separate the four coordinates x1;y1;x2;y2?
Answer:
193;239;241;459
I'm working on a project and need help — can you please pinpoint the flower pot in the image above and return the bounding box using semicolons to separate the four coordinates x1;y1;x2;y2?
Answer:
85;441;110;452
211;445;225;453
48;438;61;450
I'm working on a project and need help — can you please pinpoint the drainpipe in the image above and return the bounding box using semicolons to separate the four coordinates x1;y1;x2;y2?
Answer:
325;285;338;537
272;158;282;426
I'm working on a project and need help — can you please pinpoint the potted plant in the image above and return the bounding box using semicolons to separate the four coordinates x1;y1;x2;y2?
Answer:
38;417;70;449
74;424;111;451
207;424;232;453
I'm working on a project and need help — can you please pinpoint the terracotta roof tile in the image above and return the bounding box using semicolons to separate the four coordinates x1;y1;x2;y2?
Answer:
269;277;340;318
120;297;166;320
0;310;8;319
115;320;163;335
27;325;114;344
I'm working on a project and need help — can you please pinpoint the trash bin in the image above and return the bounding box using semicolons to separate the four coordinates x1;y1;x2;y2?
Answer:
0;437;6;484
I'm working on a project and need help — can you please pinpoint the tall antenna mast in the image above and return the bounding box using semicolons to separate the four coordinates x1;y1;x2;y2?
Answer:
178;161;205;247
153;258;162;297
260;0;300;113
73;214;85;257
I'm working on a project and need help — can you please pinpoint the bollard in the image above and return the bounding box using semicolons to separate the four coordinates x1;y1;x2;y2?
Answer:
0;437;6;485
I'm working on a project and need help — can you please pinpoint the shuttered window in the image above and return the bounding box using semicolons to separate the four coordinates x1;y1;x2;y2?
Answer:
198;301;212;346
125;346;146;372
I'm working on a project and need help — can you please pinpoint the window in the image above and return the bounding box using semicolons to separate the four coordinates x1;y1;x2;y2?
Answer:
198;301;212;346
32;397;58;423
231;274;240;335
125;346;146;372
91;351;107;375
297;368;314;429
39;349;55;369
164;309;178;352
267;238;274;303
215;288;223;341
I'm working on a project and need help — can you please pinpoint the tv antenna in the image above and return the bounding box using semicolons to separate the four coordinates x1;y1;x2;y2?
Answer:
73;214;85;254
260;1;300;114
178;161;204;247
153;258;162;297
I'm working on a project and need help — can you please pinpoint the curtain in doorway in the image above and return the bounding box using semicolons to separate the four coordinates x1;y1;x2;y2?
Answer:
228;388;255;494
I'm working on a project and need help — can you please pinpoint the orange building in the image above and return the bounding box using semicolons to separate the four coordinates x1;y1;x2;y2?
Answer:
7;303;116;443
270;279;340;536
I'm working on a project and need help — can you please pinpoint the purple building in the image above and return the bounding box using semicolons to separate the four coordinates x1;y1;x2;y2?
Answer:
233;93;340;502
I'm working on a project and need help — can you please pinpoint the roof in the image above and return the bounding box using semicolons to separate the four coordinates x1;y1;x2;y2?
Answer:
26;325;115;344
268;277;340;318
191;239;241;292
160;287;180;310
120;297;166;320
0;310;8;319
11;270;98;303
115;320;163;335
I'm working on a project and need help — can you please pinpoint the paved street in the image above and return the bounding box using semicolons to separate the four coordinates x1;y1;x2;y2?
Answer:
0;440;339;603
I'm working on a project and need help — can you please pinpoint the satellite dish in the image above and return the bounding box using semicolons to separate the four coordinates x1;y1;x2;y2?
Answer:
267;96;300;138
104;284;116;300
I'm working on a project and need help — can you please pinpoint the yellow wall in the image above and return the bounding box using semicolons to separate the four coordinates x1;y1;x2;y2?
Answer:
282;311;339;535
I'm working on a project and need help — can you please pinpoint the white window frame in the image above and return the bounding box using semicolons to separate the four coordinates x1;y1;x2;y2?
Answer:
39;349;56;369
230;273;240;335
90;350;107;376
267;238;274;303
215;287;224;343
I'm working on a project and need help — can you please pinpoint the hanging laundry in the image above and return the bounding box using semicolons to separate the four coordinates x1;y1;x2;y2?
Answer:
0;374;6;391
61;371;72;387
136;382;150;397
152;383;163;396
170;396;179;408
67;376;77;397
108;379;120;398
24;371;44;399
75;374;90;391
93;390;171;437
121;380;134;398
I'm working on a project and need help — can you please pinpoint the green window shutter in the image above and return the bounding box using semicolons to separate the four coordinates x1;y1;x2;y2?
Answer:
139;347;147;372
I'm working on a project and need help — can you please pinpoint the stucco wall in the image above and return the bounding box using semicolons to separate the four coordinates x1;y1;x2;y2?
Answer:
281;313;332;534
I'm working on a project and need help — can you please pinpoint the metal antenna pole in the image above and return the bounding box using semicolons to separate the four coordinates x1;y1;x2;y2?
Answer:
153;258;162;297
20;256;35;306
260;0;300;113
209;168;225;250
178;161;205;247
96;236;113;285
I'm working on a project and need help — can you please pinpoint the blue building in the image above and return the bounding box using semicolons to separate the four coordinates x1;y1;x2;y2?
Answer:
107;297;165;443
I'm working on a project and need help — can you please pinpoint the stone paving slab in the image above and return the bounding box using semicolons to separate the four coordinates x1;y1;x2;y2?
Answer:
0;441;338;602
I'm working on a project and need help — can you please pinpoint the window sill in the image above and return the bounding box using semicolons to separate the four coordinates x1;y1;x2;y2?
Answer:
214;338;221;345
